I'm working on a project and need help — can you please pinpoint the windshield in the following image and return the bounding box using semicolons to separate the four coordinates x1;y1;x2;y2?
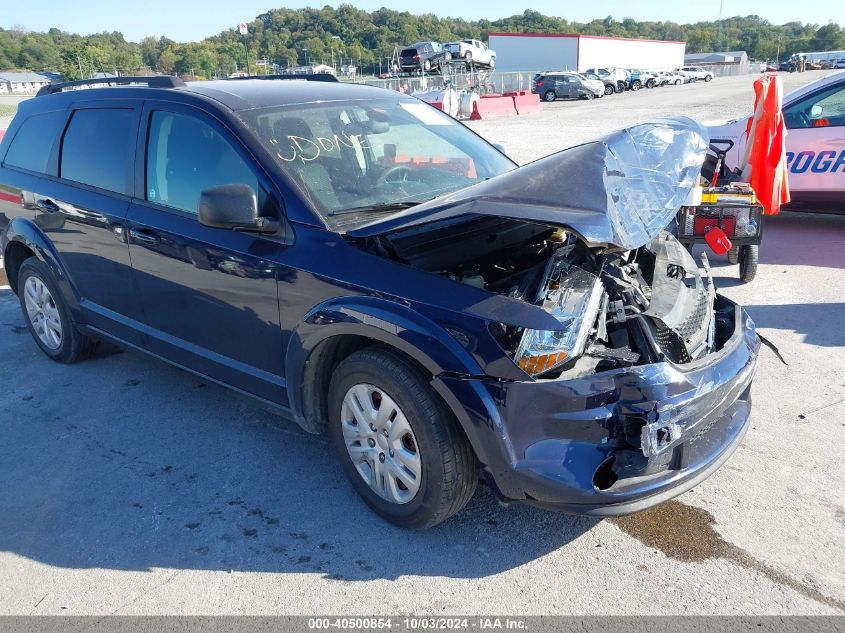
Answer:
237;98;515;229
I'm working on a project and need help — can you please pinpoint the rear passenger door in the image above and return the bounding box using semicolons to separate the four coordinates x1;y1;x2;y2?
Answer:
30;101;146;344
125;102;288;405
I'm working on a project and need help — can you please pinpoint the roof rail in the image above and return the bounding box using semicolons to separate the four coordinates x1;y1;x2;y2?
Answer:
36;75;186;97
225;73;339;83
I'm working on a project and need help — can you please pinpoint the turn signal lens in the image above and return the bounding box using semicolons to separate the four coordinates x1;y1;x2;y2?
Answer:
517;351;569;375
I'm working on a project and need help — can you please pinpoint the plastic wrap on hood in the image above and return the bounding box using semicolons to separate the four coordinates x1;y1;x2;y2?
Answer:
349;117;710;250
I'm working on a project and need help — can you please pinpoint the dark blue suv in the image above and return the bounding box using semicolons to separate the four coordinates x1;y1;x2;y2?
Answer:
0;76;759;528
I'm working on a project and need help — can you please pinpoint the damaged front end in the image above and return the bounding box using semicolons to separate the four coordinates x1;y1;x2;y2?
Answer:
349;117;760;513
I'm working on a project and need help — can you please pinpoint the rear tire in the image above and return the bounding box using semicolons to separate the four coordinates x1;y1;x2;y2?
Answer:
543;90;556;102
17;258;94;364
328;347;478;529
727;246;740;265
631;80;641;91
615;81;625;93
604;84;614;96
739;245;758;283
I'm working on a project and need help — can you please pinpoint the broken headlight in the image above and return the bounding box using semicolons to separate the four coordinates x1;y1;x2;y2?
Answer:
514;263;604;376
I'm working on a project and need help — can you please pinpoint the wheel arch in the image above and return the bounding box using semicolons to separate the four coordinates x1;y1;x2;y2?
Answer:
285;296;485;435
3;218;78;313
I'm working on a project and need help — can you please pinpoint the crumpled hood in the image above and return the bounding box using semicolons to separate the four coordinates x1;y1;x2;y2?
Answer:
348;117;709;250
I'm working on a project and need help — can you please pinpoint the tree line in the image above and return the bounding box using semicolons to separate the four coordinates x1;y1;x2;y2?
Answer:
1;7;844;80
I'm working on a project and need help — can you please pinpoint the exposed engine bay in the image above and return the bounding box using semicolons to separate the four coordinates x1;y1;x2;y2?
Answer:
360;214;732;378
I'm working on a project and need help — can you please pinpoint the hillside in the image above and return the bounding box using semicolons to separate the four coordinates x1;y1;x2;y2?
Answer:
1;7;843;79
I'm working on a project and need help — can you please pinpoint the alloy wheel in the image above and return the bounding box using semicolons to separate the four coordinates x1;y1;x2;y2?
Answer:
340;383;422;504
24;276;62;350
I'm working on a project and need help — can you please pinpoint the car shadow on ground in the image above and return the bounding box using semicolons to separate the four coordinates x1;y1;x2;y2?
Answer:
0;289;597;581
742;302;845;348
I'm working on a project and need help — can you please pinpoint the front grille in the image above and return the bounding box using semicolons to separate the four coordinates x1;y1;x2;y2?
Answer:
674;284;710;344
653;324;692;363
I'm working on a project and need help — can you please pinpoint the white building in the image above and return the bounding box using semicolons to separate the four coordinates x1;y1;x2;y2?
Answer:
487;33;686;73
0;72;52;94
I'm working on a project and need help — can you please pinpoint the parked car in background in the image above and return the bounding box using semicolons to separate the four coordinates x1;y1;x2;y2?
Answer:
835;59;845;69
708;70;845;214
399;41;451;74
627;69;659;90
677;66;714;82
657;71;684;86
584;67;629;93
532;72;604;101
443;40;496;68
584;71;618;96
0;77;760;528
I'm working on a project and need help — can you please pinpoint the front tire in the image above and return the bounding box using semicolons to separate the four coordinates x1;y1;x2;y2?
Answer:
631;80;641;91
615;81;625;93
705;74;713;82
604;84;614;96
646;78;656;88
328;347;478;529
17;257;94;363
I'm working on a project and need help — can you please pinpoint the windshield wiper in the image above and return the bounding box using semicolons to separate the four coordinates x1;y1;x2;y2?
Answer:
329;201;420;216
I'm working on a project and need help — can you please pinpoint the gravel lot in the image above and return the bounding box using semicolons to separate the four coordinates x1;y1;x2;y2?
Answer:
1;72;843;616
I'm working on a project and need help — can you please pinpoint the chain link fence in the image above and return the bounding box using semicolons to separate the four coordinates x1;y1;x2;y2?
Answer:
361;70;538;95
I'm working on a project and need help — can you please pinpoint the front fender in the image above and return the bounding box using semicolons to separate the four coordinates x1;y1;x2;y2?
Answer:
3;217;83;318
284;295;486;429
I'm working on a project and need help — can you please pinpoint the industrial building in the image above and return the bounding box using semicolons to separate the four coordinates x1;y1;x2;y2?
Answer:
487;33;686;73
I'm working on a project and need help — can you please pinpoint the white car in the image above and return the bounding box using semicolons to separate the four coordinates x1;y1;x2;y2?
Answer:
707;70;845;214
836;59;845;69
677;66;714;82
443;40;496;67
584;67;629;91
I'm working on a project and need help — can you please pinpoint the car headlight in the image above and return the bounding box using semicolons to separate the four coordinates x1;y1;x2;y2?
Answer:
514;263;604;376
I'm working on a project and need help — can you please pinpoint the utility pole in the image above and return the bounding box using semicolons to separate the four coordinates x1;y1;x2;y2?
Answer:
238;22;250;76
716;0;724;52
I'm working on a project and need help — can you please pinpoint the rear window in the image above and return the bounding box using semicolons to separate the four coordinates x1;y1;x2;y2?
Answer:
3;110;66;174
60;108;135;194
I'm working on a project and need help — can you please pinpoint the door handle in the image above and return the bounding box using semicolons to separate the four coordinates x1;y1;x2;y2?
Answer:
129;227;161;245
36;199;60;213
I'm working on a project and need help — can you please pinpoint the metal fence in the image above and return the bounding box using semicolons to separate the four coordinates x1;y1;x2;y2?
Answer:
700;63;757;78
361;71;538;95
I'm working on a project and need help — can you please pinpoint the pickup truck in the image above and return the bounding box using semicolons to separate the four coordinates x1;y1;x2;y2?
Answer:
443;40;496;68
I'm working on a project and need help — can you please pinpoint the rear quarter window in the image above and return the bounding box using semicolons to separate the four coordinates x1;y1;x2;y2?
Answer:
3;110;66;174
60;108;135;194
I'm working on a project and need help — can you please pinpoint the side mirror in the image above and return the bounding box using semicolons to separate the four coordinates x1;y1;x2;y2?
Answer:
198;184;279;234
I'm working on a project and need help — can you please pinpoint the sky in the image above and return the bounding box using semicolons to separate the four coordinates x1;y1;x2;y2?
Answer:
5;0;845;43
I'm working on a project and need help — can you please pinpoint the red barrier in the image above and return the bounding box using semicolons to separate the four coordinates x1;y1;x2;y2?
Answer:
470;95;517;120
512;93;541;116
0;130;5;143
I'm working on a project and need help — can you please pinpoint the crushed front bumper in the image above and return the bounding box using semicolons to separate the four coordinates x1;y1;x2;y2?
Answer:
435;299;759;515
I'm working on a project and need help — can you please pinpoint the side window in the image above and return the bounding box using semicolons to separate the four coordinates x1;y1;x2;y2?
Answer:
4;110;66;174
60;108;135;194
146;111;258;214
783;83;845;129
